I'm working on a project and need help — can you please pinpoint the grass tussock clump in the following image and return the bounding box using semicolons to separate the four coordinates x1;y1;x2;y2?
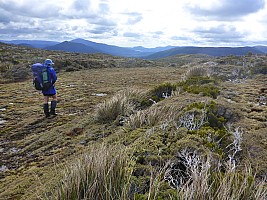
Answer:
184;66;209;80
43;145;132;200
41;145;266;200
95;88;145;123
127;104;175;130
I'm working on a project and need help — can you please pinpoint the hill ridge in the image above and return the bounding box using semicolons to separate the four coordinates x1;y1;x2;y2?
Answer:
1;38;267;58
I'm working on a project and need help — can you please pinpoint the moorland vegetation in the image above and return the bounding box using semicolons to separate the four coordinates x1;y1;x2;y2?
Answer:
0;42;266;199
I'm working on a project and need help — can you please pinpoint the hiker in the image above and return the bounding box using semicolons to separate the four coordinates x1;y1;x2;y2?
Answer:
42;59;58;118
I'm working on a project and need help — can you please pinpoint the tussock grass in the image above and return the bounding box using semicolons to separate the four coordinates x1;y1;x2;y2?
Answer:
95;88;145;123
127;104;177;130
184;66;209;80
95;95;128;123
43;145;132;200
41;146;266;200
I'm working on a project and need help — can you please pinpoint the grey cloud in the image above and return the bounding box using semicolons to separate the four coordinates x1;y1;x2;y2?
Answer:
0;24;75;41
65;0;116;30
0;0;61;19
89;18;116;27
193;25;245;43
171;36;191;41
0;8;13;24
151;31;164;39
70;0;110;18
187;0;265;20
153;31;164;35
90;25;115;34
124;12;143;24
0;26;48;39
123;32;142;38
99;1;110;14
72;0;109;13
73;0;91;11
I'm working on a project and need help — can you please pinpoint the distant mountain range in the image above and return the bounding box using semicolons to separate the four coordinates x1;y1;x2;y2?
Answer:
1;40;59;49
45;41;98;53
1;38;267;59
145;46;267;59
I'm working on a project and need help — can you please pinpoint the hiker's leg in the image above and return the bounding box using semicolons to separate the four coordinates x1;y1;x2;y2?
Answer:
44;96;49;104
51;94;57;101
50;94;57;115
43;96;50;117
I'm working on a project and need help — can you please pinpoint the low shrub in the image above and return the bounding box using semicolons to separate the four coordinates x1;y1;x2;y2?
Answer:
162;150;267;200
4;66;31;81
251;63;267;74
148;82;177;103
178;77;220;99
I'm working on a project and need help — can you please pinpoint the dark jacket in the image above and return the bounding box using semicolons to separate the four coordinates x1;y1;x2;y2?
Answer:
42;66;57;95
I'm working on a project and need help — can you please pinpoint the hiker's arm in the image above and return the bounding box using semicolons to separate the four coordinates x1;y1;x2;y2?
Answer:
51;68;57;84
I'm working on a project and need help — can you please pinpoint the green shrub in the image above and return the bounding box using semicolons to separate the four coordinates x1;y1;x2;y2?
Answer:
185;101;226;129
178;77;220;99
251;62;267;74
4;66;31;81
148;82;177;102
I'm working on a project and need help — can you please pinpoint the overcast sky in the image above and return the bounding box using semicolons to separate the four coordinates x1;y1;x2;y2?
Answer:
1;0;267;47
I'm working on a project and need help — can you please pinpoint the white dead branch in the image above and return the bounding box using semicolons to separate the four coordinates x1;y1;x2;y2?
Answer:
225;126;243;171
175;107;207;131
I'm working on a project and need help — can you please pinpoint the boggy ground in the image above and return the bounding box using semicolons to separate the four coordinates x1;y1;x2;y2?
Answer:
0;60;267;199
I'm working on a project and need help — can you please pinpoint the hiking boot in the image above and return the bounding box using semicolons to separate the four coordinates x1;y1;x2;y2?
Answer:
50;101;57;116
43;103;50;118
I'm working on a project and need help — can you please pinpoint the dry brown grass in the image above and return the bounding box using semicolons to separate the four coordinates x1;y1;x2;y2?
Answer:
42;145;131;200
184;66;210;80
95;88;145;123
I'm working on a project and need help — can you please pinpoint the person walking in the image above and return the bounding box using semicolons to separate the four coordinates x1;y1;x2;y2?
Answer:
42;59;58;118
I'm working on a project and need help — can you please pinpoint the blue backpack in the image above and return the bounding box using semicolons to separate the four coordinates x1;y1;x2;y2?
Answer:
31;63;52;90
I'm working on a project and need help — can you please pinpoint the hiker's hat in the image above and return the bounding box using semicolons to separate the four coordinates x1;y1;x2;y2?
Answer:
44;59;54;66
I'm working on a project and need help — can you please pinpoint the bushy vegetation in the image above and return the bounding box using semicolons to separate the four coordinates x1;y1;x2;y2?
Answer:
90;78;266;199
177;76;220;99
44;146;266;200
252;61;267;74
148;82;177;102
4;66;31;81
151;150;266;200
